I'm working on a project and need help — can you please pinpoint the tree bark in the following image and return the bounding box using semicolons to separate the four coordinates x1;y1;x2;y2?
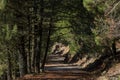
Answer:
32;0;39;73
112;39;117;60
19;36;28;77
7;48;12;80
27;14;32;73
35;0;44;73
31;21;36;73
41;3;53;70
32;28;37;72
41;25;52;71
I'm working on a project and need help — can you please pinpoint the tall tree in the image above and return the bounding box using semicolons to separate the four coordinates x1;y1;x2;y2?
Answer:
41;0;55;71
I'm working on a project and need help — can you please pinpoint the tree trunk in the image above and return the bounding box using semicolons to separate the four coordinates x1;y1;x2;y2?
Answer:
19;36;28;77
35;0;44;73
7;48;12;80
41;5;53;70
32;29;37;73
27;14;32;73
32;0;40;72
31;23;35;73
41;27;51;71
112;39;117;60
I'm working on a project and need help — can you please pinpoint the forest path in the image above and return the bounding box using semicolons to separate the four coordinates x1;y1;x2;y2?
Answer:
20;54;96;80
45;54;81;71
22;71;95;80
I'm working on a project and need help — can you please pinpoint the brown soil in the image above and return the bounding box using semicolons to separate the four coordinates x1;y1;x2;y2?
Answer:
18;52;120;80
19;71;96;80
18;63;97;80
18;62;120;80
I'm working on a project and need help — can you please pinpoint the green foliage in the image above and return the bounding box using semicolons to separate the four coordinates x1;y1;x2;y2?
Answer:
0;0;7;10
51;18;80;54
12;24;17;34
0;64;7;76
55;20;71;27
84;0;106;14
0;24;18;75
1;24;18;41
0;5;18;75
83;0;94;11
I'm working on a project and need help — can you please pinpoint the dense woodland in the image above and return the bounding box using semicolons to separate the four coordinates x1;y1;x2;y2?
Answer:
0;0;120;80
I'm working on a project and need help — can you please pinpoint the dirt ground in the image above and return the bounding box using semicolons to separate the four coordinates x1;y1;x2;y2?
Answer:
20;71;96;80
19;53;120;80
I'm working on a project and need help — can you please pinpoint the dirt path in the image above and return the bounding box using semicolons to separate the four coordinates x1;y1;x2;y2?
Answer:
21;71;96;80
19;54;97;80
45;64;81;71
21;67;96;80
